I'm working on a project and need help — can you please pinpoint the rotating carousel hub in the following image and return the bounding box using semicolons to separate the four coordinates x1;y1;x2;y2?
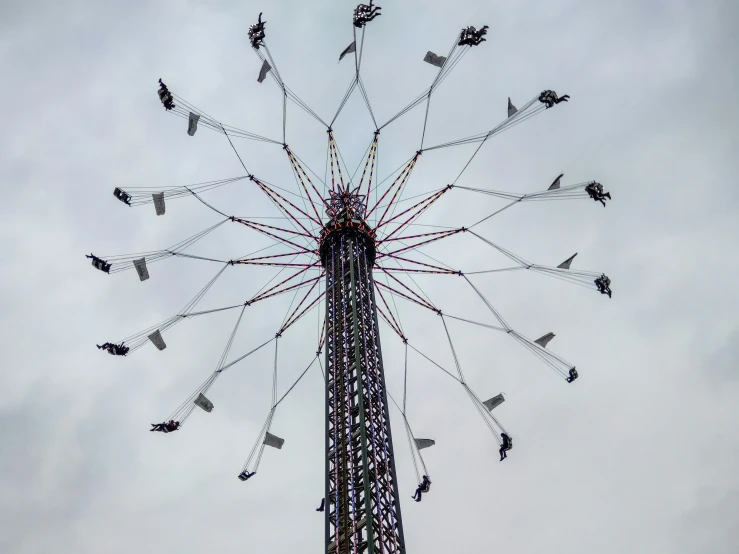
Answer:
319;188;377;267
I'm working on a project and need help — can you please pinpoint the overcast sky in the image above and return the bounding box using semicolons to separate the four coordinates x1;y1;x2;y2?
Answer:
1;0;738;552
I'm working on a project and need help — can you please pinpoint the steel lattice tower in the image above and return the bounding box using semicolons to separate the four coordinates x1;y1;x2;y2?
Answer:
321;192;406;554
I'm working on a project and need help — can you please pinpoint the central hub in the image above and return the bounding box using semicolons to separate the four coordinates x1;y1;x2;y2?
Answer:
319;217;376;268
319;188;376;267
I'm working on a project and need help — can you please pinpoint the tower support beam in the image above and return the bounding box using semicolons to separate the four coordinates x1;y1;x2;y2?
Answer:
324;225;406;554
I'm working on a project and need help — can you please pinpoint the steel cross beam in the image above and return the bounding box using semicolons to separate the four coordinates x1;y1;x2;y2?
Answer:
323;228;406;554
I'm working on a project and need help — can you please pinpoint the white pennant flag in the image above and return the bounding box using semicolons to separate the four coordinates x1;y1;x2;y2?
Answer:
187;112;200;136
483;393;505;411
257;59;271;83
414;438;436;450
534;332;555;348
152;192;165;216
339;41;356;62
148;329;167;351
548;173;563;190
507;97;518;118
194;393;214;413
133;258;150;281
263;432;285;449
557;253;577;270
423;51;446;68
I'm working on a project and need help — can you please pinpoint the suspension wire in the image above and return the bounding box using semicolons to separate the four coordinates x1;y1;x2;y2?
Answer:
406;343;460;383
456;279;574;379
169;93;281;144
254;44;330;129
119;263;230;352
402;342;409;412
468;199;521;228
386;392;426;483
274;355;319;408
440;315;467;383
318;355;326;382
242;411;273;474
249;337;280;471
424;96;542;151
168;304;248;423
462;182;594;229
462;274;511;331
440;315;505;444
358;76;378;129
122;176;248;206
220;124;252;176
418;97;546;187
379;33;466;130
331;76;359;127
468;231;603;288
443;313;507;333
106;219;229;274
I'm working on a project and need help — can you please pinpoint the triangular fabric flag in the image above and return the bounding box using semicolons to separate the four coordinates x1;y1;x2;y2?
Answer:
507;97;518;118
423;51;446;68
152;192;165;216
548;173;563;190
257;59;271;83
148;329;167;351
339;41;356;62
557;253;577;270
534;332;555;348
194;393;214;413
483;393;505;411
414;438;436;450
187;112;200;136
263;432;285;449
133;258;150;281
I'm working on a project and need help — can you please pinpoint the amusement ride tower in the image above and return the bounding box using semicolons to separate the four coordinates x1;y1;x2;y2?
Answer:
321;188;406;553
90;4;612;554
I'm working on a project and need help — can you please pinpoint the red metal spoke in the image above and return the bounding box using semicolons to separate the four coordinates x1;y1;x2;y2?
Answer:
378;228;465;257
375;300;406;341
231;217;317;254
328;132;346;192
375;280;438;314
378;186;452;241
378;228;460;244
376;266;438;311
374;282;405;336
367;153;421;224
375;265;457;275
249;262;321;304
376;186;449;230
234;251;316;263
376;252;453;272
252;176;323;230
279;286;326;335
358;132;380;202
235;262;319;268
232;217;315;238
285;146;326;222
250;273;323;305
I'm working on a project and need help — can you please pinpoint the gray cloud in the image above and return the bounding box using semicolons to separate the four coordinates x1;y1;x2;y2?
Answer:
1;0;738;552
